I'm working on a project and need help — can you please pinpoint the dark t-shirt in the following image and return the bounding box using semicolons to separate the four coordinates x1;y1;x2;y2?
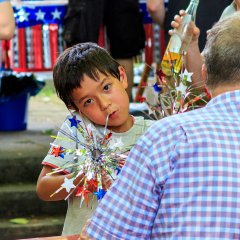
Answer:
164;0;232;51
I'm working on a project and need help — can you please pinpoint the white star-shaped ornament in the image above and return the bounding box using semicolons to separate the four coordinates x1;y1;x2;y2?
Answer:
51;8;61;20
18;10;30;22
61;177;75;193
109;138;124;149
176;82;187;95
180;69;193;83
146;104;155;115
35;9;46;21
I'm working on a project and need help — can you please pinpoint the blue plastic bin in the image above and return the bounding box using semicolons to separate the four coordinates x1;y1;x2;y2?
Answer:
0;92;30;131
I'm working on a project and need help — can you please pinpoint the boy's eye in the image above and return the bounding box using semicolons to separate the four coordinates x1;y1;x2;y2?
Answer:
84;99;93;107
103;84;111;91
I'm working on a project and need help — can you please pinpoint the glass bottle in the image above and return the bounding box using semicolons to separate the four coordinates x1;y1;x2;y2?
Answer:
161;0;199;76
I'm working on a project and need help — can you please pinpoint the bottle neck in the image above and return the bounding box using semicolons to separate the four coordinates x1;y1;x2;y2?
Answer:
186;0;199;22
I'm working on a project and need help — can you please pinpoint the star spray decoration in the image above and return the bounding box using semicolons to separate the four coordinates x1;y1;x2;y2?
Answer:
136;51;210;119
47;113;127;207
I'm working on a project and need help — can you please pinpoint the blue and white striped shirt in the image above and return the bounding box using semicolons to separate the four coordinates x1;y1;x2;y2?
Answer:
87;90;240;239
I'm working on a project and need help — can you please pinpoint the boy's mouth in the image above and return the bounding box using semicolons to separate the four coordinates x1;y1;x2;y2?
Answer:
109;110;117;119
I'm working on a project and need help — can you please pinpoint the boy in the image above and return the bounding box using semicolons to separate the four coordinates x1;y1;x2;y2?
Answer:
36;42;154;235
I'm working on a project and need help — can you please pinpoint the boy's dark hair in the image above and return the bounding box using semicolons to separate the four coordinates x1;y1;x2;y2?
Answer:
53;42;120;109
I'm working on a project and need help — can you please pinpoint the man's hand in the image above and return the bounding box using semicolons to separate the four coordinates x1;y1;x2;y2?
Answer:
235;0;240;11
170;10;200;46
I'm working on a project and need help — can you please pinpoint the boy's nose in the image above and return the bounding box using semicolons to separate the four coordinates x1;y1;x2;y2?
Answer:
99;95;111;111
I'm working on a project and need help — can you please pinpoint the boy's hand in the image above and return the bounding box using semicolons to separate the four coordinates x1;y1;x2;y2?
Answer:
170;10;200;46
101;169;113;190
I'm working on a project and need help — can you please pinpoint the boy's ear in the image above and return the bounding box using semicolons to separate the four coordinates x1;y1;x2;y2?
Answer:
67;103;78;111
118;66;128;89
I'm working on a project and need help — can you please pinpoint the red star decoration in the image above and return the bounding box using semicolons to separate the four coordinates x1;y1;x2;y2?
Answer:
75;186;91;207
156;69;166;83
135;95;146;103
50;146;64;157
87;178;98;193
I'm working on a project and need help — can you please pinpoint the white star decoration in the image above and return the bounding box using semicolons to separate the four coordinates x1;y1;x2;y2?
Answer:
61;177;75;193
51;8;61;20
180;69;193;82
147;105;155;115
18;10;30;22
176;82;188;94
35;9;46;21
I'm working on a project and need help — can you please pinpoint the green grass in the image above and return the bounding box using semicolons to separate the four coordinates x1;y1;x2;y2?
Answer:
38;80;56;97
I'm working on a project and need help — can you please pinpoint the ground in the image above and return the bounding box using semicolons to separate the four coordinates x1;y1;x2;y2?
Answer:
28;77;68;132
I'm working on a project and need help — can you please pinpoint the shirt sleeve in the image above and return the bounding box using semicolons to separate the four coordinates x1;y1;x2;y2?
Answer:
42;114;86;173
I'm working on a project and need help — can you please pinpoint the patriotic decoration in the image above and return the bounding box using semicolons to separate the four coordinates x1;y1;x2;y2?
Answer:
48;114;127;207
136;61;209;119
14;3;67;28
10;2;67;71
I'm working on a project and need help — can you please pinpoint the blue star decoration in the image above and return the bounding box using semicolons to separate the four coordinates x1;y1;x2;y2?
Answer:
69;116;81;128
153;83;162;93
94;188;107;200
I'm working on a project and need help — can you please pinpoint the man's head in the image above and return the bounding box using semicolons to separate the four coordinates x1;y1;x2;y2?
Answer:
53;42;121;109
202;12;240;95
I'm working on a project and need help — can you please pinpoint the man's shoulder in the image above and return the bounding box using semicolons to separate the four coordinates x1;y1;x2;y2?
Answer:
146;107;206;135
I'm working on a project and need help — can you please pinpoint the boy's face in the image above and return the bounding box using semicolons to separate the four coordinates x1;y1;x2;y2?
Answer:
71;66;132;133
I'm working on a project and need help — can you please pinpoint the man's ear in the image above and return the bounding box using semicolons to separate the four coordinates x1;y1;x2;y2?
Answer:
118;65;128;89
202;64;207;85
202;63;212;97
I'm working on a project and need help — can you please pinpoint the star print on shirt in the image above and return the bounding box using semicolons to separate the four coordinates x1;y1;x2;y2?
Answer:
69;116;81;128
50;145;65;158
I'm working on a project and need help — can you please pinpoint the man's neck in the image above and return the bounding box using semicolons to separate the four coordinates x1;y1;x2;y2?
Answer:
210;84;240;98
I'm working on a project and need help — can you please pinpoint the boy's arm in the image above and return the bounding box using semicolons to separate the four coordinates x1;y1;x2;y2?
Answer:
146;0;166;27
36;165;85;201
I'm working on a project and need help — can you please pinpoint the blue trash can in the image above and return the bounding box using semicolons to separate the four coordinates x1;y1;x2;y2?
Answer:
0;91;30;131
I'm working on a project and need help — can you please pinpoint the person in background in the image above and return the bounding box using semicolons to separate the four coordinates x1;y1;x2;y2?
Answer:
147;0;232;51
36;42;154;236
63;0;145;101
0;0;15;40
170;0;240;86
81;12;240;239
